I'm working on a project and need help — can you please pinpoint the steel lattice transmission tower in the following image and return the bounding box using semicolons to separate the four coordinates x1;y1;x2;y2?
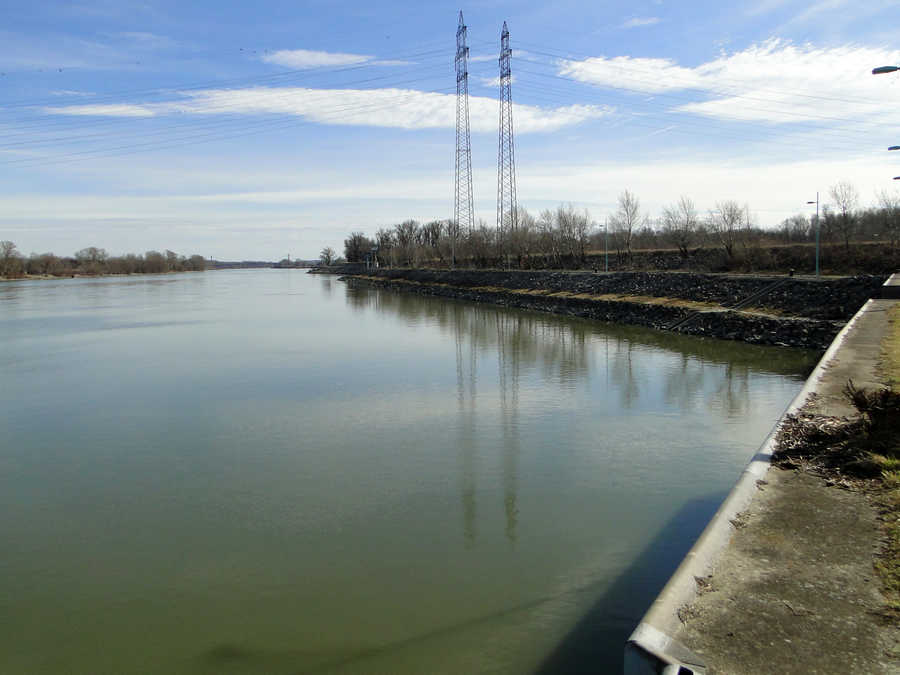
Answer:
496;21;517;243
454;10;475;252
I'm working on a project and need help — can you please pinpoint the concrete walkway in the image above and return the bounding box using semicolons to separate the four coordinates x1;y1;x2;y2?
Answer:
626;277;900;674
674;294;900;673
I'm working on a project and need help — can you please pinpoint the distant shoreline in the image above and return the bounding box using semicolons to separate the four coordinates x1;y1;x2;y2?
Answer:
0;270;204;282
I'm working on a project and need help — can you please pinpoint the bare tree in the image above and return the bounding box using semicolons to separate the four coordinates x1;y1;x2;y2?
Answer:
829;181;859;250
777;214;810;243
75;246;108;275
27;252;64;276
709;200;744;258
343;232;374;263
165;250;182;272
186;255;207;271
609;190;644;260
661;196;699;257
537;209;561;267
1;240;23;278
876;189;900;250
554;204;590;264
394;219;420;266
420;220;444;264
144;250;166;273
508;207;536;267
319;247;336;266
375;228;395;267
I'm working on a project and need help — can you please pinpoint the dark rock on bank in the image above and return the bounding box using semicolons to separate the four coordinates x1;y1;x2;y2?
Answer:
358;269;884;322
339;269;876;351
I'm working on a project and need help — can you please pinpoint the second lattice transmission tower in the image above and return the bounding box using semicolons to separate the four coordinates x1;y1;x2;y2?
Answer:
496;21;517;239
454;11;475;243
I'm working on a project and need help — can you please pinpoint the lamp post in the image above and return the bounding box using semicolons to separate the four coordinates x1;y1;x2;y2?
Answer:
807;193;820;277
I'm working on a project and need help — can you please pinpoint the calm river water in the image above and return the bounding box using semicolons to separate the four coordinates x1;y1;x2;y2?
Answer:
0;270;817;674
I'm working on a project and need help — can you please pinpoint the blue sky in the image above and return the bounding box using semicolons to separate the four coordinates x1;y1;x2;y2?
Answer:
2;0;899;260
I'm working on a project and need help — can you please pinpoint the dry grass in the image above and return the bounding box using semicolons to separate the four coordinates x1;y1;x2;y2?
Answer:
471;286;721;311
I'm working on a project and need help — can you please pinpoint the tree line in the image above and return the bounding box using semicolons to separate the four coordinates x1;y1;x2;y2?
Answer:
0;242;207;279
336;182;899;270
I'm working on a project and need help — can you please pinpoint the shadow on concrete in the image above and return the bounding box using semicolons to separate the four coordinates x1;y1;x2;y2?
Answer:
534;492;727;675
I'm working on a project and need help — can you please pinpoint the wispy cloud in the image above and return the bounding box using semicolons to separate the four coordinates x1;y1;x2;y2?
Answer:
112;31;175;50
744;0;794;17
261;48;409;69
262;49;371;68
45;86;612;133
558;39;900;125
621;17;660;28
477;74;516;88
48;103;156;117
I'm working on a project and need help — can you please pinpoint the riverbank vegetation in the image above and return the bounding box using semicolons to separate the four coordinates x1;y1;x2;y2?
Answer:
339;183;899;275
0;242;207;279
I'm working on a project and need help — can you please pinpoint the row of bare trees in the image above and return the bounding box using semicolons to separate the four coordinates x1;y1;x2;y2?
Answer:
0;242;207;279
776;183;900;251
342;205;592;269
336;183;899;269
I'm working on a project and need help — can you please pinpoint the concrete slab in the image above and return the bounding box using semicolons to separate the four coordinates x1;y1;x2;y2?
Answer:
672;468;897;674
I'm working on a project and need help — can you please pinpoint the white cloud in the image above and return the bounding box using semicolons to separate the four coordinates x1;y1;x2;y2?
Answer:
621;17;661;28
262;49;377;69
44;86;611;133
46;103;157;117
560;55;703;93
478;74;516;88
558;39;900;126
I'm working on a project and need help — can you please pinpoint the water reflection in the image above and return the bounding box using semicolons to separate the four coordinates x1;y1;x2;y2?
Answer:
343;283;816;417
496;312;520;546
454;304;479;547
451;305;523;546
345;283;817;553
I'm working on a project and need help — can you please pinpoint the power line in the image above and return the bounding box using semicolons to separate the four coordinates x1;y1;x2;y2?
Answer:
0;69;456;151
1;85;457;168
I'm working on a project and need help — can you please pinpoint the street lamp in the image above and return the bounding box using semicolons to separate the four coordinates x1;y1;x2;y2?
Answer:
873;66;900;74
890;146;900;151
807;193;820;277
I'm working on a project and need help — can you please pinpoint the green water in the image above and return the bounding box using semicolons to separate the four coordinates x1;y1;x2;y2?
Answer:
0;270;817;674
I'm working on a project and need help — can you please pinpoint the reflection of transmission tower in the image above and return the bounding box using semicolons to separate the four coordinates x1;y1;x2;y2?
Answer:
454;11;475;253
496;21;517;247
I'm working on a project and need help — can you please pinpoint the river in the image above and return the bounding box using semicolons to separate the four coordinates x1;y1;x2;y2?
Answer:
0;270;817;674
